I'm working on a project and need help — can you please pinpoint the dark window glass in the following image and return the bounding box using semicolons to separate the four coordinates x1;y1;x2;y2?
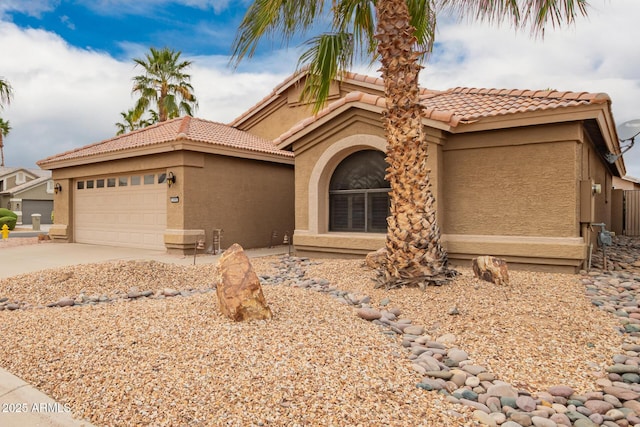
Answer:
118;177;128;187
329;150;390;233
107;178;116;188
158;173;166;184
96;179;105;188
77;181;84;190
86;180;94;189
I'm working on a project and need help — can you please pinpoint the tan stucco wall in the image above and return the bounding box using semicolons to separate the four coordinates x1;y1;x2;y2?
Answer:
442;138;578;238
180;154;294;251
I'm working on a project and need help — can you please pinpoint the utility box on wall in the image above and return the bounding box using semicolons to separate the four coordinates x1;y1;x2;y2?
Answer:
580;179;596;223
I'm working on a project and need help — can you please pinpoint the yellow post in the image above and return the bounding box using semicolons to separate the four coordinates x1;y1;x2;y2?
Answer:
1;224;9;240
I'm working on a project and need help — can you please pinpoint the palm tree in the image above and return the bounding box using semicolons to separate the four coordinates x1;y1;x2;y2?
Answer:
115;108;142;135
0;118;11;167
132;47;198;122
231;0;588;289
0;77;13;110
115;108;159;135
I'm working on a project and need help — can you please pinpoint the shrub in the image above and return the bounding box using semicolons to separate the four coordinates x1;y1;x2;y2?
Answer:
0;216;17;230
0;208;17;219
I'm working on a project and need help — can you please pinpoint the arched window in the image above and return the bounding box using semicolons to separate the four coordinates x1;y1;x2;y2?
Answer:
329;150;390;232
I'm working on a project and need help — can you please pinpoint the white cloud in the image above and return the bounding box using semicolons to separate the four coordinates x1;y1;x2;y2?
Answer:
0;0;58;19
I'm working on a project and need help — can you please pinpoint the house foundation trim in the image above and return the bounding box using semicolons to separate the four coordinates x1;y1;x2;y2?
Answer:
443;234;587;272
293;231;385;257
164;229;206;253
49;224;69;242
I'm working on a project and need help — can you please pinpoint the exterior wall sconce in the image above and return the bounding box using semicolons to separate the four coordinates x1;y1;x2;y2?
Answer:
167;172;176;187
54;183;62;194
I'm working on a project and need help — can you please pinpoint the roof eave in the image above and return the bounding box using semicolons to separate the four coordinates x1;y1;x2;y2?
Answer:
39;139;294;170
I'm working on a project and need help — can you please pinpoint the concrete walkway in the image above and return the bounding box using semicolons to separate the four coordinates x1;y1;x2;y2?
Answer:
0;240;288;426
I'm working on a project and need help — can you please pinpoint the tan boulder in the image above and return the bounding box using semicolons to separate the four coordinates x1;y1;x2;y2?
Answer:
215;243;273;321
365;247;387;269
472;256;509;286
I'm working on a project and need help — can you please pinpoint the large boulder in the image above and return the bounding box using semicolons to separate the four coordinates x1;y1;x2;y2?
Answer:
215;243;273;322
472;256;509;286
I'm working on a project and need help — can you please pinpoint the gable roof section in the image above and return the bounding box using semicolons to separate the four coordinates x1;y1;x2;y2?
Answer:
229;69;437;129
2;175;52;196
38;116;293;169
0;166;49;180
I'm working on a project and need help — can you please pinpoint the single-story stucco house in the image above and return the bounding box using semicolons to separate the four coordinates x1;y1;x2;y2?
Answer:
39;70;628;272
0;166;54;225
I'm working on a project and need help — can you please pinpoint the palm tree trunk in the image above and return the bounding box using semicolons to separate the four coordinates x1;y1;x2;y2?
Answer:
374;0;454;289
0;134;4;167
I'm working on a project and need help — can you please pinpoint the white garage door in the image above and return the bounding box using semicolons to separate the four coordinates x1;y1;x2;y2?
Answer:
74;172;167;249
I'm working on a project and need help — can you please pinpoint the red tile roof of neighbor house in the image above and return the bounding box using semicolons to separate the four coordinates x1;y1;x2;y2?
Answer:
37;116;293;166
273;83;611;145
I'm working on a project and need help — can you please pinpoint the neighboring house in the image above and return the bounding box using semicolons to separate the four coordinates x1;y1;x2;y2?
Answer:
37;117;294;251
613;175;640;190
0;166;54;225
611;176;640;237
39;70;627;272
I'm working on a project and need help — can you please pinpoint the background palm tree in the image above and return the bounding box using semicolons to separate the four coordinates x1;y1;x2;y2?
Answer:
231;0;589;289
132;47;198;122
0;77;13;166
0;118;11;167
0;77;13;110
115;108;158;135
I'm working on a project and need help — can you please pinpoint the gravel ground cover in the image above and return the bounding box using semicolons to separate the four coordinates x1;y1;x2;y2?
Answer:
0;243;629;426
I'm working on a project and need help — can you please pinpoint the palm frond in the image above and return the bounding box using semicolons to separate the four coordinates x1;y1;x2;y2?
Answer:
436;0;588;36
297;32;354;112
230;0;327;67
0;78;14;110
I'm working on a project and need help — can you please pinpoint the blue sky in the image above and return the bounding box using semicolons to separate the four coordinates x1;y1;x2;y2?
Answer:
1;0;640;178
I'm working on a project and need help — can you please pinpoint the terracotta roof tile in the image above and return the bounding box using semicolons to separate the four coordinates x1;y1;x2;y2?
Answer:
38;116;292;166
419;87;611;125
274;82;611;146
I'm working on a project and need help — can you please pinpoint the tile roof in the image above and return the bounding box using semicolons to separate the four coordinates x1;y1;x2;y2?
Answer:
38;116;293;166
421;87;610;127
274;85;611;145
